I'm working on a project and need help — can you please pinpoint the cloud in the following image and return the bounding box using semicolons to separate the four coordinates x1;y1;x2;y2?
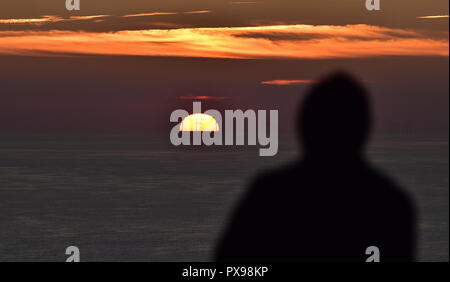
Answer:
183;10;212;15
234;31;328;41
122;10;211;18
0;10;211;25
236;28;424;42
0;24;447;59
261;80;317;86
0;15;63;25
0;15;111;25
122;12;178;18
417;15;449;19
67;15;110;21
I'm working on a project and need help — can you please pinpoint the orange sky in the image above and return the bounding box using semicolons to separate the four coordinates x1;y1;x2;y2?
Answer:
0;0;447;133
0;1;447;59
0;24;448;59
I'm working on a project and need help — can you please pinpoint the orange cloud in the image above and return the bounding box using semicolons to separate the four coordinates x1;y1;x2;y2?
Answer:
183;10;212;14
122;12;178;18
68;15;110;21
0;11;209;24
261;80;317;86
0;15;63;24
0;24;447;58
122;10;211;18
0;15;111;25
417;15;449;19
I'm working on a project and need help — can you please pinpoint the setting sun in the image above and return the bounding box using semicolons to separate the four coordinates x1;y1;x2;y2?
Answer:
179;114;219;132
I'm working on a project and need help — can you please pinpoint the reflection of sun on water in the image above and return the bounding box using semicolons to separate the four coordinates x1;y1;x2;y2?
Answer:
180;114;219;132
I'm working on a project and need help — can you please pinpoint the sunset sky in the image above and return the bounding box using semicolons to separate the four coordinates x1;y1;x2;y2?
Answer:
0;0;448;134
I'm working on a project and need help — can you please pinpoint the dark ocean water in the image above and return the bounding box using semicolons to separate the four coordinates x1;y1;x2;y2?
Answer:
0;133;448;261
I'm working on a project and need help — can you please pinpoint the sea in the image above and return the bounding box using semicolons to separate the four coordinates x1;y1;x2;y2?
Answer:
0;133;448;261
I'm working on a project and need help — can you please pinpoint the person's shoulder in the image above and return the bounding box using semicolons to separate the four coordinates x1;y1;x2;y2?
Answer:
365;164;416;213
245;162;305;199
250;162;302;185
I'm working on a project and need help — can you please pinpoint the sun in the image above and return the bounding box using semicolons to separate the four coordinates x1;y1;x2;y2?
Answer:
180;113;220;132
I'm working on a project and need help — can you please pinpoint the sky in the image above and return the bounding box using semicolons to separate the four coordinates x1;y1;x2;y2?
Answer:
0;0;448;135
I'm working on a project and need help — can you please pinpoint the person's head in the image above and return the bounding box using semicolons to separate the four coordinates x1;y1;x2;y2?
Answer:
298;72;371;159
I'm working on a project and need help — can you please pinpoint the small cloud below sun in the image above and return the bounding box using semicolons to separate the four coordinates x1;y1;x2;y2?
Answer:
261;79;317;86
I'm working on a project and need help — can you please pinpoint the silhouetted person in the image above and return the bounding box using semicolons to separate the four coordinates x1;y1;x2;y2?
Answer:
215;72;416;262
